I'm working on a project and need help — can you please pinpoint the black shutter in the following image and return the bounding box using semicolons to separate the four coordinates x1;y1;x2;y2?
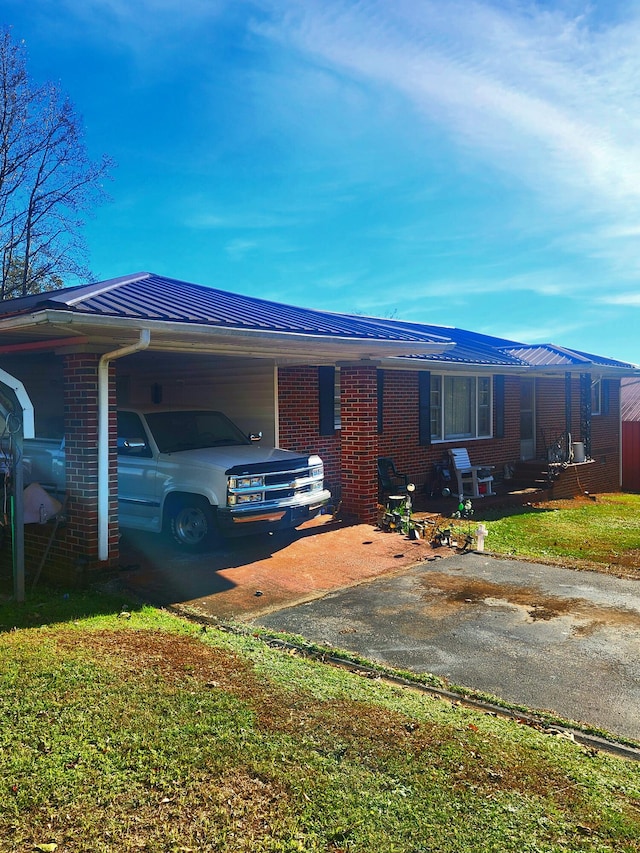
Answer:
377;369;384;434
494;374;505;439
318;366;335;436
602;379;610;415
418;371;431;446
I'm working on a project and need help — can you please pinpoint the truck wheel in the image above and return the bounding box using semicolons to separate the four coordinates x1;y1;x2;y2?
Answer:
168;496;218;551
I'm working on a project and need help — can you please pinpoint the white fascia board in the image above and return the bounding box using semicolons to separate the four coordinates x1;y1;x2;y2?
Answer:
11;310;455;359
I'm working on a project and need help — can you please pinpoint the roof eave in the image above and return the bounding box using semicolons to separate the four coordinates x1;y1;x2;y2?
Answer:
0;309;454;361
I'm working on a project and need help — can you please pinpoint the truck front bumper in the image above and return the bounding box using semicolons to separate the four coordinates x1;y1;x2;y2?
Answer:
217;490;331;537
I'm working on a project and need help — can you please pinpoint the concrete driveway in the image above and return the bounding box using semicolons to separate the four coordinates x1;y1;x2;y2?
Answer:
255;551;640;743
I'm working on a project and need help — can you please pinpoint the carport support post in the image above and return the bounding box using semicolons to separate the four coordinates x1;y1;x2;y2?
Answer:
339;363;379;523
63;353;119;576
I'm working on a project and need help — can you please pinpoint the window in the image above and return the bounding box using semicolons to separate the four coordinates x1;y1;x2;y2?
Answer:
430;374;492;441
591;377;601;416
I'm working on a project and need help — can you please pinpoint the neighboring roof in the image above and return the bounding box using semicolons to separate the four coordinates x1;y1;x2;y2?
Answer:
0;271;637;373
622;377;640;421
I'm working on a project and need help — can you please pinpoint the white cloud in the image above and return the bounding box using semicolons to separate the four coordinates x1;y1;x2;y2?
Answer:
596;292;640;307
254;1;640;231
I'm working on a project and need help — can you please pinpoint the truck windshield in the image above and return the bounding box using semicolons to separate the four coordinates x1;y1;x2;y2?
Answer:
144;410;251;453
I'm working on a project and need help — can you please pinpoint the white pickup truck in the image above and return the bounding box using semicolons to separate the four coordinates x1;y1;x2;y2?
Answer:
24;407;331;550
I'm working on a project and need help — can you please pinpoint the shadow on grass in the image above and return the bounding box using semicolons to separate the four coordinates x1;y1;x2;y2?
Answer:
0;583;145;632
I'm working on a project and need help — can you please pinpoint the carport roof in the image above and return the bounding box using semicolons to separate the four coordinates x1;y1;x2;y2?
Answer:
0;271;637;373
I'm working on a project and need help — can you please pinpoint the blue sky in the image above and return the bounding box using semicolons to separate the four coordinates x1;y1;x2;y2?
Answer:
4;0;640;363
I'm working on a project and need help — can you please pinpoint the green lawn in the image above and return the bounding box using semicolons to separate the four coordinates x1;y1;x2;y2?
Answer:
1;593;639;852
472;492;640;578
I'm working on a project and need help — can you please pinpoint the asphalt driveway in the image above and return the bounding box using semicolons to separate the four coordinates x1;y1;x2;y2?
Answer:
255;551;640;743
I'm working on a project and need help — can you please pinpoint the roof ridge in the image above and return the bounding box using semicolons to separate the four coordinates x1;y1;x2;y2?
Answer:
64;272;152;306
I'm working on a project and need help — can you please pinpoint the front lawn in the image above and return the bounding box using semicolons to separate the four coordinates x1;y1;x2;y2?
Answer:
1;594;639;852
474;492;640;578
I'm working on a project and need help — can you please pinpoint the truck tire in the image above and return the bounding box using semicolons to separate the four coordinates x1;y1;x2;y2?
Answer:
168;496;218;551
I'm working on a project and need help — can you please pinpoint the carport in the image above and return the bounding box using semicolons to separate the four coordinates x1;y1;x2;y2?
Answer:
0;272;448;582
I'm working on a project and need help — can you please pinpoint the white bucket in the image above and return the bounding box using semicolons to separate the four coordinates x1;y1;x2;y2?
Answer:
572;441;586;463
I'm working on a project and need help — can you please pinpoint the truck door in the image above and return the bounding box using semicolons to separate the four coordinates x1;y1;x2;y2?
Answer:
117;410;161;532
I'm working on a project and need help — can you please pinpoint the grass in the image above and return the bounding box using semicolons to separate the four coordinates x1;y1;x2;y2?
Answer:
468;492;640;578
1;591;640;852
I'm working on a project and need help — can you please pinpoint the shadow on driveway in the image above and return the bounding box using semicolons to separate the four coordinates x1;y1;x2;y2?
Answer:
116;515;446;621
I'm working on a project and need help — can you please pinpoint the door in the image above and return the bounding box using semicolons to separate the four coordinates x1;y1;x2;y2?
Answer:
520;378;536;460
117;410;161;532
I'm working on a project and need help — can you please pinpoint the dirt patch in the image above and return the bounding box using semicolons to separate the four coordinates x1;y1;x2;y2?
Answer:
418;571;640;629
54;628;577;803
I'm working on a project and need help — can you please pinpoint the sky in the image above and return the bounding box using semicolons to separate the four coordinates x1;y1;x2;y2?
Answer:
3;0;640;364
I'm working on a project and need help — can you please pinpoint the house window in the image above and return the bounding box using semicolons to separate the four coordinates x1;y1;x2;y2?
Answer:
591;377;601;416
430;374;492;441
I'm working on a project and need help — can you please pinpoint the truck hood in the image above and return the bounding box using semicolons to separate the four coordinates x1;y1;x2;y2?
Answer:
159;444;311;473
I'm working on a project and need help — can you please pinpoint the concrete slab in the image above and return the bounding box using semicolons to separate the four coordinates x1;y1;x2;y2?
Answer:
117;515;446;620
255;551;640;743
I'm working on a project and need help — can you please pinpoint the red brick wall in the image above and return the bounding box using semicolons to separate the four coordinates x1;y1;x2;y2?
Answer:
537;376;620;494
277;366;341;496
279;368;527;512
339;365;379;521
24;353;119;584
378;371;521;492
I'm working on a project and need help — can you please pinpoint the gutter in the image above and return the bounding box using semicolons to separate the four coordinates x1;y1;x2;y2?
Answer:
98;329;150;561
0;310;454;359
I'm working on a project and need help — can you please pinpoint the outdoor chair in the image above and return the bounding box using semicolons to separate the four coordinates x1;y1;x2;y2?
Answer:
377;457;409;497
449;447;494;498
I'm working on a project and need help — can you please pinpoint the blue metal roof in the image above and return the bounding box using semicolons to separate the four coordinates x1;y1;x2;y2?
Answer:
345;315;529;366
0;271;637;371
502;343;635;370
0;272;451;345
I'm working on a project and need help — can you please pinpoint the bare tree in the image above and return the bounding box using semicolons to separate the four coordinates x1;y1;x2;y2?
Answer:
0;29;114;299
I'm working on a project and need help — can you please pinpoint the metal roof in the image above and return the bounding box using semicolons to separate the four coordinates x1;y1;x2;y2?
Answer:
345;316;529;366
0;272;638;372
0;272;451;345
502;343;636;370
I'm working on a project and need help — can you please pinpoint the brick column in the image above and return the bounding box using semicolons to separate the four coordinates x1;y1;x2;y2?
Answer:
340;364;379;523
63;353;119;573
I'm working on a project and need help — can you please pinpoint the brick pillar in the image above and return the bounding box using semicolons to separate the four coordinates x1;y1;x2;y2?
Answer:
340;364;379;523
63;353;119;574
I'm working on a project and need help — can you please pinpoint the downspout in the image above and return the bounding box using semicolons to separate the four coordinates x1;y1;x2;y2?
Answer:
98;329;151;561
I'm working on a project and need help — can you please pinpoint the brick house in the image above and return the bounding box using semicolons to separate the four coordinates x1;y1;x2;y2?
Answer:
0;272;637;582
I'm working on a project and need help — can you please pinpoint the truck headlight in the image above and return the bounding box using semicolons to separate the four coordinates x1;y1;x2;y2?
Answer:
310;465;324;479
228;475;265;489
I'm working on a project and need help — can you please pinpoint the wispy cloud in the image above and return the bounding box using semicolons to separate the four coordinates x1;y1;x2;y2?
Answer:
255;1;640;210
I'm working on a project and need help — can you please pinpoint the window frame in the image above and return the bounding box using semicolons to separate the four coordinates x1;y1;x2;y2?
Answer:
429;372;493;442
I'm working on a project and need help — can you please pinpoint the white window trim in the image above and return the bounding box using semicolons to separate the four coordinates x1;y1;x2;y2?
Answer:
430;372;493;443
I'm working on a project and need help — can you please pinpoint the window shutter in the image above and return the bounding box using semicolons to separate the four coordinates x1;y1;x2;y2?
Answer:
377;369;384;434
494;374;505;439
418;371;431;446
602;379;610;415
318;366;335;435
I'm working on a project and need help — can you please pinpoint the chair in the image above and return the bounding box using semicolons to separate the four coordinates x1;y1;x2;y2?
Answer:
377;457;409;496
449;448;494;498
